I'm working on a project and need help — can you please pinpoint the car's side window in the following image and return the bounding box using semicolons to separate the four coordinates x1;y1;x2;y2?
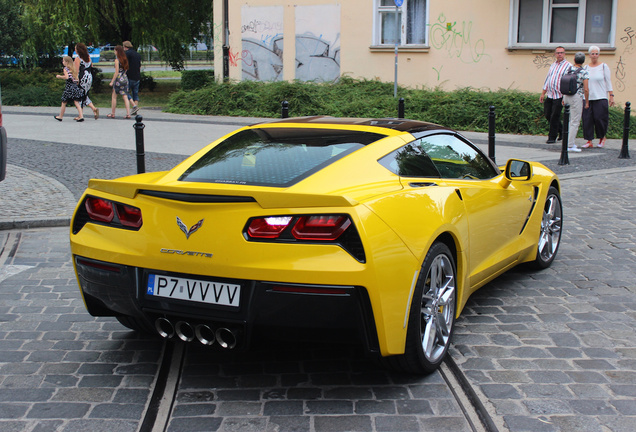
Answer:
378;142;441;178
379;134;499;180
416;134;498;179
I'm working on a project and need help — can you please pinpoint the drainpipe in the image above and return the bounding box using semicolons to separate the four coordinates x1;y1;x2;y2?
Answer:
223;0;230;81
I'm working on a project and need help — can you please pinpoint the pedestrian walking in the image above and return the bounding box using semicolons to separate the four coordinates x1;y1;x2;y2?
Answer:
123;41;142;115
107;45;131;119
54;56;84;122
540;46;571;143
74;43;99;120
582;45;614;149
562;52;589;152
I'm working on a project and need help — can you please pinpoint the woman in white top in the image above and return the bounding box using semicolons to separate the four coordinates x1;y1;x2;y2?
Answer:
582;45;614;148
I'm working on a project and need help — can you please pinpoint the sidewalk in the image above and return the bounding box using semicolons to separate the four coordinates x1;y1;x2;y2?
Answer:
1;106;633;230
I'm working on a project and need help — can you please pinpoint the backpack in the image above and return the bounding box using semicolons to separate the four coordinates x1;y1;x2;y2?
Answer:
560;66;580;96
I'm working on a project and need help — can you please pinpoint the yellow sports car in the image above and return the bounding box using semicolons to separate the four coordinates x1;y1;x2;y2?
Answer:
70;116;562;373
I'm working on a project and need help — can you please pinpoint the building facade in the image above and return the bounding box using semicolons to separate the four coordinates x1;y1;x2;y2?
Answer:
212;0;634;107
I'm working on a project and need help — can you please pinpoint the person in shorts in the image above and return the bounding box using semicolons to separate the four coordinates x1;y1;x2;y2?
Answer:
123;41;142;115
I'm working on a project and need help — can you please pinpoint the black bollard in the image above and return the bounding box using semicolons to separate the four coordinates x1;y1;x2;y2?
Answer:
281;101;289;119
398;98;405;119
619;101;631;159
133;115;146;174
558;104;570;165
488;106;496;164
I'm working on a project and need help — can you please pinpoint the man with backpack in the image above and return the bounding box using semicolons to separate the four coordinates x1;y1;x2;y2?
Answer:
561;52;589;152
539;46;571;143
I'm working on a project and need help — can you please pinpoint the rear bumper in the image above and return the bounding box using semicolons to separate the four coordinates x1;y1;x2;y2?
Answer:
74;255;380;353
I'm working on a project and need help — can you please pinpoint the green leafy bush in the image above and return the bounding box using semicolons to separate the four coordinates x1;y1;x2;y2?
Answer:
166;77;634;138
140;72;156;91
180;69;215;91
100;51;116;61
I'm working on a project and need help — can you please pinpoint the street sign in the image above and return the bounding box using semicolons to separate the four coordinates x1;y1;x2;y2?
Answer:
394;0;403;6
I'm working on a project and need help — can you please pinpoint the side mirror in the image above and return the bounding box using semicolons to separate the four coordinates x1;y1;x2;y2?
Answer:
505;159;532;181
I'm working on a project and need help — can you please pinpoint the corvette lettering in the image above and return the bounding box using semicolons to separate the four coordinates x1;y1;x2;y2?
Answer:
160;248;213;258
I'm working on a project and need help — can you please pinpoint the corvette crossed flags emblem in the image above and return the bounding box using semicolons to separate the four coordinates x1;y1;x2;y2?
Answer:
176;217;204;239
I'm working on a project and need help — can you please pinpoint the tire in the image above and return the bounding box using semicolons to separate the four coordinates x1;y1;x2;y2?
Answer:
116;315;154;334
385;241;457;374
530;186;562;269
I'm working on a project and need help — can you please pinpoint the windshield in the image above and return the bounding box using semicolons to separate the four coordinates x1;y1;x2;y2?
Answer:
180;128;386;187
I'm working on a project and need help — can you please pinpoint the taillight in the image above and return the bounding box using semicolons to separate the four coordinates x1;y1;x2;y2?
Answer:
246;215;351;241
85;197;114;223
116;204;143;228
292;215;351;240
247;216;293;238
84;196;142;229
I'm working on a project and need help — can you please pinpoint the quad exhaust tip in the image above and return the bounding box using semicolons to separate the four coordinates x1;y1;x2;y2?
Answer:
175;321;195;342
215;327;238;350
155;317;174;339
155;318;239;349
195;324;216;346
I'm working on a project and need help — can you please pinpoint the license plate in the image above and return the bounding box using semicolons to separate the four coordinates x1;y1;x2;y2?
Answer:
146;274;240;307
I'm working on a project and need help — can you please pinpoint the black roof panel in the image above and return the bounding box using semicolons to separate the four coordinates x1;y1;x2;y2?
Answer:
255;116;449;134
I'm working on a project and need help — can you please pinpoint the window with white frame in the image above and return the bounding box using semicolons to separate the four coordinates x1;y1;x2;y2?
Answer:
513;0;615;47
375;0;428;46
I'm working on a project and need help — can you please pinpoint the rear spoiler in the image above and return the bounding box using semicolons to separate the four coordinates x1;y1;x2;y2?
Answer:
87;177;359;209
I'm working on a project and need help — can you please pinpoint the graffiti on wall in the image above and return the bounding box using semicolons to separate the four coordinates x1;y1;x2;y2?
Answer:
429;13;490;64
533;54;553;69
240;6;284;81
615;27;635;92
295;5;341;82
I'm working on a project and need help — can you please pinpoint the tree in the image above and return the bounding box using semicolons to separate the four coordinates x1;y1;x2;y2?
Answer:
19;0;213;69
0;0;26;62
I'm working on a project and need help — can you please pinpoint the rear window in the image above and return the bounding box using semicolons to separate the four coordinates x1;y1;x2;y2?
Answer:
179;128;386;187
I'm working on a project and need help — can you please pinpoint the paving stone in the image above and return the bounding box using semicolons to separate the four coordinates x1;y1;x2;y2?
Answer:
167;417;222;432
263;400;305;416
27;402;91;418
355;399;396;414
90;403;146;419
480;384;522;399
396;399;435;415
375;415;421;431
219;417;268;432
314;415;372;432
171;403;217;417
215;401;260;416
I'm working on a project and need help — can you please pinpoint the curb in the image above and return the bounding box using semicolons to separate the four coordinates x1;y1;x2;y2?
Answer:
0;219;71;231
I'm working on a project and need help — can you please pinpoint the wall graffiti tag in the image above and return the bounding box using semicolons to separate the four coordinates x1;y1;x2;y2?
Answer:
429;13;490;64
295;4;341;82
240;6;284;81
615;56;627;92
615;27;635;93
533;54;552;69
620;27;635;45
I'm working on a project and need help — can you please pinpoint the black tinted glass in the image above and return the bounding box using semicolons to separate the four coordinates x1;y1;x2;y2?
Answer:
180;128;385;187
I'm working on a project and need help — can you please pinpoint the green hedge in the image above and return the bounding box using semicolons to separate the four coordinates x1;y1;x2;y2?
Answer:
0;68;64;105
180;69;215;91
165;77;635;138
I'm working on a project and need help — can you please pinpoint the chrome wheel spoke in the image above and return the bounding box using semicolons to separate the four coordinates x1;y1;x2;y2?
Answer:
538;193;562;261
420;253;456;363
422;319;437;357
